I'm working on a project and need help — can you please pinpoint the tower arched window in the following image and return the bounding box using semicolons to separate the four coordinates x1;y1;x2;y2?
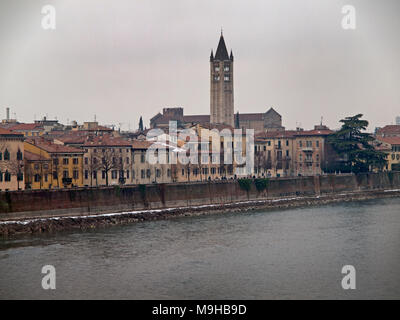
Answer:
4;149;10;160
17;149;23;160
5;171;11;182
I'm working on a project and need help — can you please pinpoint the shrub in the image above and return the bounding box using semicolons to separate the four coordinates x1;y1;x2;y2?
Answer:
254;178;269;192
238;178;252;192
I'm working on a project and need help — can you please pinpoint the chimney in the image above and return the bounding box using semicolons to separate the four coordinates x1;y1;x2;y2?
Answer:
6;107;10;120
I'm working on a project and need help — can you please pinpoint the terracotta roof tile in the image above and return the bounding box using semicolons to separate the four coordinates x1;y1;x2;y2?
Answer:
9;123;44;131
82;135;131;147
0;127;24;136
26;138;83;153
376;136;400;145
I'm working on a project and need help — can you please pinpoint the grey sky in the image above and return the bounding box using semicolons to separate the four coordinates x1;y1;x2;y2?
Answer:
0;0;399;131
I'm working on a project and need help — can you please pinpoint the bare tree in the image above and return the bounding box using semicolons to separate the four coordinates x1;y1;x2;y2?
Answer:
98;149;122;186
6;159;24;190
84;153;101;187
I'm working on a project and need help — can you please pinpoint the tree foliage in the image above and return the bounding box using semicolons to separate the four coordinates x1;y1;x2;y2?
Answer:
327;114;387;173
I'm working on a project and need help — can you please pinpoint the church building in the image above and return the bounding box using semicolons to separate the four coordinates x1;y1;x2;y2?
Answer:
149;33;284;133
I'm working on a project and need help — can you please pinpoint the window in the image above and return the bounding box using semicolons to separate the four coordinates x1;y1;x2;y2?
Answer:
34;164;39;170
63;158;69;165
73;158;79;165
306;141;312;148
63;170;69;178
44;174;48;182
43;164;49;170
224;64;230;72
141;153;145;163
182;169;185;176
141;170;145;179
17;149;23;160
224;74;230;81
214;75;220;81
316;140;320;148
73;170;79;179
146;169;151;178
126;157;129;164
102;171;106;179
4;149;10;160
34;174;40;182
156;169;161;178
126;170;130;179
0;172;2;182
167;169;171;177
214;63;220;72
132;170;135;179
0;152;2;160
286;140;289;147
53;171;58;179
93;171;97;180
112;171;118;179
53;158;59;165
85;170;89;179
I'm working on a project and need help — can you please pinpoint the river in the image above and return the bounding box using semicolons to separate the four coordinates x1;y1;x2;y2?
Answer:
1;197;399;299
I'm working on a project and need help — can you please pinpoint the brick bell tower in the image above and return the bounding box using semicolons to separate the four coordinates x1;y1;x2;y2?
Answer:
210;31;234;127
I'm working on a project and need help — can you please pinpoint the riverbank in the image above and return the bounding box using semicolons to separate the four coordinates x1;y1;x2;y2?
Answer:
1;188;400;236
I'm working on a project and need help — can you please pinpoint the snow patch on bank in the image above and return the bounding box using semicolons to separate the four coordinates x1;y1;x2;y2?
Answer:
1;189;399;227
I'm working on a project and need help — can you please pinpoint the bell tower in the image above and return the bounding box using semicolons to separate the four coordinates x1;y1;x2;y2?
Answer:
210;32;234;127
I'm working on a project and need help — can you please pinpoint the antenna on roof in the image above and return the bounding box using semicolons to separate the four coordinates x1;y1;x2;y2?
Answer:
221;27;223;36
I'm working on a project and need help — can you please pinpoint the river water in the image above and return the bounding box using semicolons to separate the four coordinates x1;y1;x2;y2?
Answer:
1;198;399;299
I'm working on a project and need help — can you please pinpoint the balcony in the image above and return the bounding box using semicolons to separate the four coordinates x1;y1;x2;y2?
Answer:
302;147;314;152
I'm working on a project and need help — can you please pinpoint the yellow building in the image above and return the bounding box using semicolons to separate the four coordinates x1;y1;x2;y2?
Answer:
0;128;25;191
24;138;84;189
255;131;295;178
375;137;400;171
254;127;333;178
9;123;44;137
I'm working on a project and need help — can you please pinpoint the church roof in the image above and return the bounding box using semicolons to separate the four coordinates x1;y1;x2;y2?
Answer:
214;35;230;61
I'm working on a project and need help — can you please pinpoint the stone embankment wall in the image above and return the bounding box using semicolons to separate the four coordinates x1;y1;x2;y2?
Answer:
0;172;399;222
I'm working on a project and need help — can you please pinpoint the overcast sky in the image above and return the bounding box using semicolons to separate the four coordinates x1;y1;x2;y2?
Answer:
0;0;399;131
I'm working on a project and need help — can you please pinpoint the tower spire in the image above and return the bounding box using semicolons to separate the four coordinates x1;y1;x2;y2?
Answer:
214;32;229;60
